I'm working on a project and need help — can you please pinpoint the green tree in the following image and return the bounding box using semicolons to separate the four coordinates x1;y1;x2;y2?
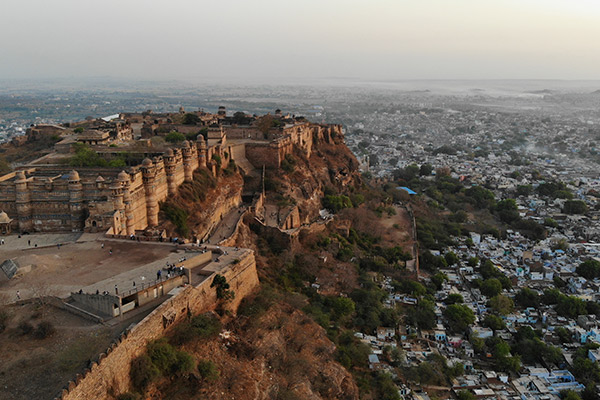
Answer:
182;113;200;125
375;372;401;400
165;131;185;143
457;390;477;400
445;251;459;266
496;199;520;223
130;354;160;392
467;257;479;267
555;326;573;343
419;163;434;176
516;185;533;196
322;195;353;213
564;200;588;215
481;278;503;297
561;390;582;400
407;298;436;330
211;274;234;301
232;111;248;124
256;115;274;136
444;304;475;333
445;293;464;305
393;163;420;181
332;297;356;320
514;288;540;308
483;314;506;331
489;295;514;315
430;272;448;290
577;259;600;280
197;359;219;382
465;186;496;209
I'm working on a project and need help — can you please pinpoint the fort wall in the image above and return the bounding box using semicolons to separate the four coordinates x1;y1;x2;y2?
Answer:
0;117;342;236
57;250;259;400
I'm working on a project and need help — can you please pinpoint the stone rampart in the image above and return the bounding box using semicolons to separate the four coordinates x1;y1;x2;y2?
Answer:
57;251;259;400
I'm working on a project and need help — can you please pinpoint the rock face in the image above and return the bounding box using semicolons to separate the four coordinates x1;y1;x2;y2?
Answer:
255;128;361;229
152;304;360;400
158;170;244;241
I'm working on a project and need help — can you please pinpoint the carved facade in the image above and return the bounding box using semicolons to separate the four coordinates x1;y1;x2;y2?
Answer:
0;140;205;235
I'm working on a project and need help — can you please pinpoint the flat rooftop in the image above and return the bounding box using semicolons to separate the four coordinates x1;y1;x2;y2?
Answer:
0;233;252;303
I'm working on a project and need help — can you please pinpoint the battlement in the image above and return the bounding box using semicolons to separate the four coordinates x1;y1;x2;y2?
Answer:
0;109;341;235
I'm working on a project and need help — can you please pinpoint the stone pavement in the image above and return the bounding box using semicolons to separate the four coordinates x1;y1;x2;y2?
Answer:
0;232;87;251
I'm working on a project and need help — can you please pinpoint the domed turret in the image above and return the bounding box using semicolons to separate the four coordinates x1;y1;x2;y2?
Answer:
165;148;174;157
0;211;10;224
182;140;190;148
68;170;80;181
117;170;130;182
142;157;153;167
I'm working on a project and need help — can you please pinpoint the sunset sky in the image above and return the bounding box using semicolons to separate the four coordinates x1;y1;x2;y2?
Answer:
1;0;599;81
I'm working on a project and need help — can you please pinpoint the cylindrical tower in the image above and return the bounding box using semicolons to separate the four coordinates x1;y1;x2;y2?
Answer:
14;170;33;232
182;140;194;182
196;135;207;168
162;150;177;195
141;163;159;227
121;172;135;236
110;173;126;235
67;170;84;232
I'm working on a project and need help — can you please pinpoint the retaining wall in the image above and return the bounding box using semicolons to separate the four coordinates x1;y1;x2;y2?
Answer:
57;250;259;400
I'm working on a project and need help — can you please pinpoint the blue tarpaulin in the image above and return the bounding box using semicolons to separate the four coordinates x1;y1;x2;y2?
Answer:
397;186;417;195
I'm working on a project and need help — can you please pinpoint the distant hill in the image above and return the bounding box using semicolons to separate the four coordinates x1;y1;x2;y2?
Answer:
525;89;554;94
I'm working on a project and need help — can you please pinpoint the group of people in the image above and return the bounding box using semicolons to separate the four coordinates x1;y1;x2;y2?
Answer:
160;264;185;280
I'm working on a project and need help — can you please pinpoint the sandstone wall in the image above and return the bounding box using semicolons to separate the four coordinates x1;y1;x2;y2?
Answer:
245;141;293;169
225;126;263;140
58;251;259;400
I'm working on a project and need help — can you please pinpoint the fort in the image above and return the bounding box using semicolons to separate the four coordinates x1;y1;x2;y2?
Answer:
0;108;351;399
0;108;342;238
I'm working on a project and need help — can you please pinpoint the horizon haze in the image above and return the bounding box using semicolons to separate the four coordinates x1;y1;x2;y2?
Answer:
2;0;600;82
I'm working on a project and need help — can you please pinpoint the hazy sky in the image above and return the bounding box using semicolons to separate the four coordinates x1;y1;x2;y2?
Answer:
1;0;600;81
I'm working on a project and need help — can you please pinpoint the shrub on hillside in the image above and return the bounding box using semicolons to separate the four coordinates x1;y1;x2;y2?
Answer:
33;321;56;339
197;359;219;382
160;202;189;237
18;320;34;335
130;354;160;392
170;313;222;345
0;310;9;333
